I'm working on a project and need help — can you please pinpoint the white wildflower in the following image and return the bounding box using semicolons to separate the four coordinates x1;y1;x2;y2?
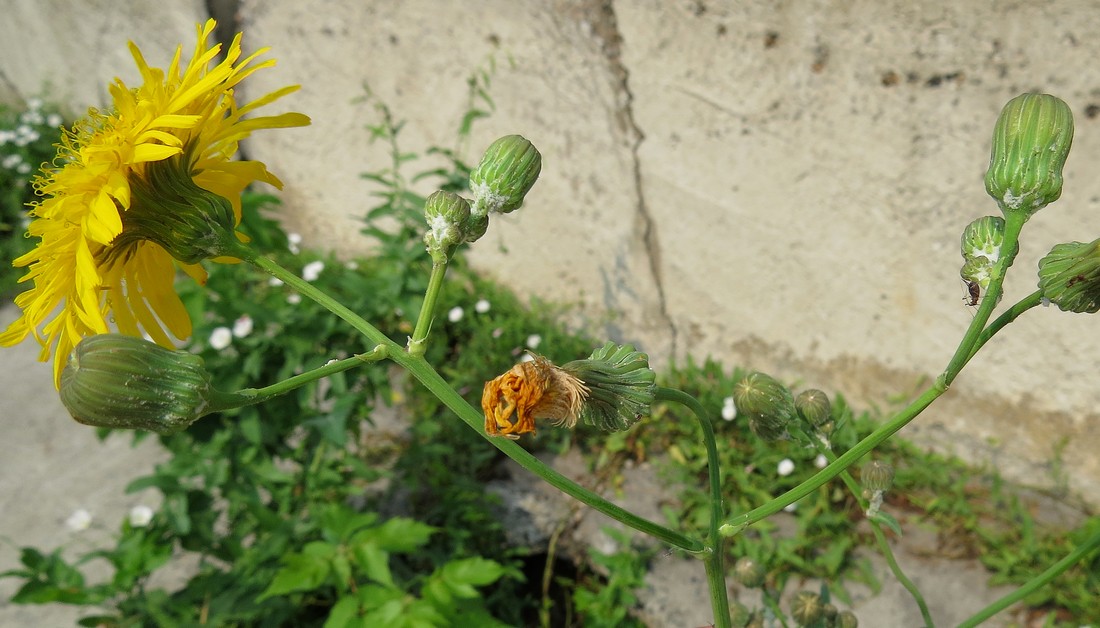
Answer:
302;260;325;282
209;326;232;350
1;154;20;169
268;276;284;287
526;334;542;349
474;298;491;313
287;232;302;254
16;162;30;174
783;502;798;513
777;458;795;477
287;293;302;305
65;508;92;532
448;306;464;323
46;112;63;128
128;505;154;527
232;315;254;338
814;454;828;469
721;396;736;421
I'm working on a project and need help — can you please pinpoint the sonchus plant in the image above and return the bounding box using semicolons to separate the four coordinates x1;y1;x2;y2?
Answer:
1;19;1098;627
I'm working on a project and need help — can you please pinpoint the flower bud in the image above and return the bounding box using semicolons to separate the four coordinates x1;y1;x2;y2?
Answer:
985;93;1074;218
734;372;795;441
861;460;895;493
790;591;824;626
960;257;995;292
564;342;657;432
732;556;766;588
837;610;859;628
961;216;1006;265
116;153;243;264
423;190;472;262
1037;238;1100;313
59;334;212;434
469;135;542;215
795;388;831;427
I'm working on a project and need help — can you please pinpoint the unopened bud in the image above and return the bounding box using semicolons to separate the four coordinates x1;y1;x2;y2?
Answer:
985;93;1074;218
961;216;1007;265
732;556;766;588
734;372;795;441
1037;237;1100;313
837;610;859;628
423;190;472;262
861;460;895;493
790;591;824;626
469;135;542;215
795;389;831;427
59;334;212;434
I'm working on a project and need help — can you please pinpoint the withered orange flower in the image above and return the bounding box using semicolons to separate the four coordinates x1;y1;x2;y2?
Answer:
481;355;589;438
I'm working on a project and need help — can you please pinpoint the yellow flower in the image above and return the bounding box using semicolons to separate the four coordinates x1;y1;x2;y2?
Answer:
0;19;309;386
481;355;589;438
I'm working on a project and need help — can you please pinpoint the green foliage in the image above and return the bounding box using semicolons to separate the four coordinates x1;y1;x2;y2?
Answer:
0;97;70;298
570;528;653;628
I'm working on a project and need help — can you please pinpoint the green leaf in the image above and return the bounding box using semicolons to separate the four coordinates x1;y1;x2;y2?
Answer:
350;542;393;587
871;511;903;536
324;595;366;628
438;557;505;588
257;544;335;601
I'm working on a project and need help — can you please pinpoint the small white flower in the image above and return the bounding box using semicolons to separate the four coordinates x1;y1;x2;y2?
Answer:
27;97;43;110
209;326;232;350
286;293;302;305
519;353;535;363
492;327;503;338
65;508;92;531
474;298;491;314
814;454;828;469
0;129;13;144
721;396;736;421
287;232;302;254
345;261;358;271
783;502;798;513
232;315;254;338
128;505;154;527
447;306;464;323
1;154;21;169
267;276;284;287
777;458;795;477
46;113;63;128
302;260;325;282
526;334;542;349
16;162;30;174
20;110;43;125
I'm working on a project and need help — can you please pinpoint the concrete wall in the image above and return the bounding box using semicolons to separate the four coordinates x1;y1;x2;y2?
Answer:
2;0;1099;505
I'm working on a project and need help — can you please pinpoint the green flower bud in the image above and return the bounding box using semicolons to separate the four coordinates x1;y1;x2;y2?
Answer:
563;342;656;431
729;601;751;627
837;610;859;628
960;257;995;292
1037;237;1100;313
115;152;243;264
469;135;542;215
732;556;766;588
59;334;212;434
985;93;1074;218
423;190;472;262
734;372;795;441
795;388;831;427
861;460;895;493
823;603;838;620
961;216;1006;265
790;591;824;626
463;213;489;244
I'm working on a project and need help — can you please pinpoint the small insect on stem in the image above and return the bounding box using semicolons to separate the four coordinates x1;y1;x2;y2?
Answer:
964;279;981;307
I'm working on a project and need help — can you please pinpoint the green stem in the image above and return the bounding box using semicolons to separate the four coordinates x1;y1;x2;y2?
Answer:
957;526;1100;628
244;252;702;552
206;347;389;412
408;261;448;357
804;432;933;627
655;387;731;628
721;214;1029;537
965;289;1043;364
720;381;943;536
943;213;1026;385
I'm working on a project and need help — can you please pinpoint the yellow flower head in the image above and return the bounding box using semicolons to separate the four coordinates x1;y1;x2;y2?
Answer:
481;355;589;439
0;19;309;386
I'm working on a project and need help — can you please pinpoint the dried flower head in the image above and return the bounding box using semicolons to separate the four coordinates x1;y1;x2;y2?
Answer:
482;354;589;439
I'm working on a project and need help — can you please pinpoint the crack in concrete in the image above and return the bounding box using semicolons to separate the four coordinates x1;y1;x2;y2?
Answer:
587;0;678;358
